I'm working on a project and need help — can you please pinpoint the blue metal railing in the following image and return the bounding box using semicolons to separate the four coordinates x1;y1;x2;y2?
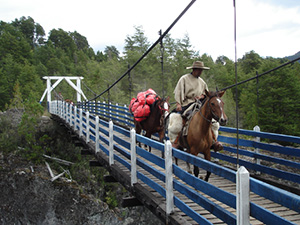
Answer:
50;100;300;225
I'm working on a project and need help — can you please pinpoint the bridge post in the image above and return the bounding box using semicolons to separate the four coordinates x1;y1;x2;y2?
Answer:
58;101;61;117
236;166;250;225
103;101;106;116
253;125;261;174
130;129;137;186
124;104;128;124
56;100;58;115
79;109;83;137
63;101;66;121
95;116;100;153
56;101;59;116
74;106;77;130
92;101;95;114
109;120;114;166
116;103;119;120
86;111;90;143
60;101;63;118
165;140;174;215
68;103;72;126
109;101;112;119
97;101;100;115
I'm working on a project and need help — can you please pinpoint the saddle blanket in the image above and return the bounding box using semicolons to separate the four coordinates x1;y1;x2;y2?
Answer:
129;89;158;122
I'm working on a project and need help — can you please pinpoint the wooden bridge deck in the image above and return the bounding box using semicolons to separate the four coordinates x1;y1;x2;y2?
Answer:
53;114;300;225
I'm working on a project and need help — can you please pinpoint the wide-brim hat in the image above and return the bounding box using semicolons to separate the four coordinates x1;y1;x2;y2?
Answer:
186;61;210;70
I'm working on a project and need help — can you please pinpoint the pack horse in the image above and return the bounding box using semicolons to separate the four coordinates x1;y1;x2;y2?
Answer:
129;89;170;155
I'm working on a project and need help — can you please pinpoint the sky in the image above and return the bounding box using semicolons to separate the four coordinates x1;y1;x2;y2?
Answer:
1;0;300;61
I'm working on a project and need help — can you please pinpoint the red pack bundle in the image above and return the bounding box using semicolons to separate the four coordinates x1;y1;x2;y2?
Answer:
137;92;146;105
129;98;139;113
129;89;158;122
134;104;150;121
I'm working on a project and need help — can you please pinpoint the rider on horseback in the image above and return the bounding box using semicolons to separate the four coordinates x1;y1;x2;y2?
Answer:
169;61;223;151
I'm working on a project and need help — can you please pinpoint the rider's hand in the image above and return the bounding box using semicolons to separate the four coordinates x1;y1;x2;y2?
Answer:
195;94;205;101
176;103;182;112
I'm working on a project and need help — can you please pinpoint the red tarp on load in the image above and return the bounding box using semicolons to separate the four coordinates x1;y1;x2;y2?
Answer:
129;89;157;121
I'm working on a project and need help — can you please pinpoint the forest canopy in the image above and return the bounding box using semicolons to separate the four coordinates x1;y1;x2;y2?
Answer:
1;16;299;136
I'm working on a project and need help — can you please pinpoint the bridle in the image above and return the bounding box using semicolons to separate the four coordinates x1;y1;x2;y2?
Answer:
199;96;221;124
158;98;169;115
157;98;170;128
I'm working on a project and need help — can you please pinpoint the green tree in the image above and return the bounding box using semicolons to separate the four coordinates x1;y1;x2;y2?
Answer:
0;21;32;63
70;31;89;51
9;81;24;110
11;16;45;48
239;50;262;75
95;51;107;62
48;28;76;58
257;58;300;135
104;46;120;59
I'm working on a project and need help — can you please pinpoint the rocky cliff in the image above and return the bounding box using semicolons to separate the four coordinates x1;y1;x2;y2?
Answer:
0;109;163;225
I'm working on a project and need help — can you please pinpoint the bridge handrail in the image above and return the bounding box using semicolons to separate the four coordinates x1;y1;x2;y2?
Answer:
76;99;300;182
50;100;300;224
219;126;300;144
77;100;300;169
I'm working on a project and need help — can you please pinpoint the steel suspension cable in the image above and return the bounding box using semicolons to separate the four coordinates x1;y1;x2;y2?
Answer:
88;0;197;102
233;0;240;168
221;55;300;92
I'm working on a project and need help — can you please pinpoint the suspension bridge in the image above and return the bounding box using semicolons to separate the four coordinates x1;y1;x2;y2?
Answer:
43;97;300;225
38;1;300;224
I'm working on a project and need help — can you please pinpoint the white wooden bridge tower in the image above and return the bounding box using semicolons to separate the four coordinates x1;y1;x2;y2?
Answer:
40;76;88;103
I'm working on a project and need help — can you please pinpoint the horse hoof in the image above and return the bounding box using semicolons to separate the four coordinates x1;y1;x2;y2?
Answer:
200;176;204;180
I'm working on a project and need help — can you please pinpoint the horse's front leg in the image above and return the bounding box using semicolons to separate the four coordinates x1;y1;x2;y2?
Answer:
145;132;152;152
203;151;211;182
135;125;142;148
187;162;192;174
189;148;199;177
158;129;165;158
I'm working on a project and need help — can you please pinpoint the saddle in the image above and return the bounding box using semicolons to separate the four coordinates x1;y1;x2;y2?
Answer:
181;101;202;136
168;101;202;150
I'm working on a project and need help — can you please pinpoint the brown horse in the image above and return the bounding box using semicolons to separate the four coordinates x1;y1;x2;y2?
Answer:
170;90;227;181
134;96;170;155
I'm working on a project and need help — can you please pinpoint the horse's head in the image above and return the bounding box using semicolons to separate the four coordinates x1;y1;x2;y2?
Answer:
205;90;227;126
158;96;170;118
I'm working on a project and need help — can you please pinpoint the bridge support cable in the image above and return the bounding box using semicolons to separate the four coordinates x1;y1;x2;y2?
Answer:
159;29;165;99
233;0;240;168
221;55;300;92
88;0;197;102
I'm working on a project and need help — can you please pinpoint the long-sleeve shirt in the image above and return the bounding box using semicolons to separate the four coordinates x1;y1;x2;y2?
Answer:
174;73;208;107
